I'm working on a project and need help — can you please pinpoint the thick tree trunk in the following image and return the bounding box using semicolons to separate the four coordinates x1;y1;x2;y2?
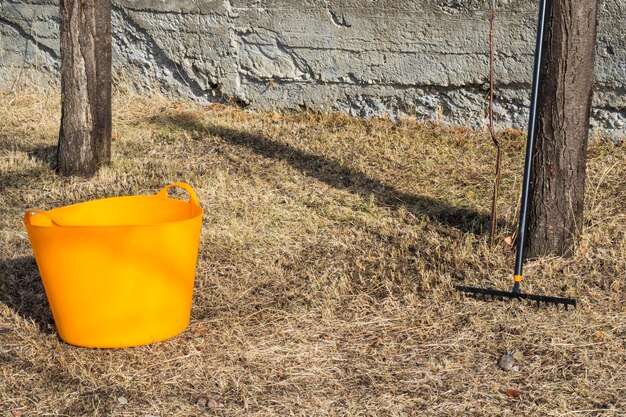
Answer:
526;0;598;258
58;0;111;177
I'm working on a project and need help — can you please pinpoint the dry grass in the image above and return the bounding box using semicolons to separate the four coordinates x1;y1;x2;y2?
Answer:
0;86;624;417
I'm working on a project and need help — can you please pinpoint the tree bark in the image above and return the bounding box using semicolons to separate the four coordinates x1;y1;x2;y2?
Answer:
526;0;599;258
58;0;111;177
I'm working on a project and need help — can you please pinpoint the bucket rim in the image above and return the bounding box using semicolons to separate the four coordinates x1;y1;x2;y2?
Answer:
25;183;203;229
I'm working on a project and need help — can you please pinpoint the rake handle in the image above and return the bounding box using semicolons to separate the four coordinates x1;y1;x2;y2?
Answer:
513;0;549;290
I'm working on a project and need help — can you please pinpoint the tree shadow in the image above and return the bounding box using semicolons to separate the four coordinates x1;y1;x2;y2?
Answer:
27;145;57;169
0;256;56;334
0;142;57;194
148;113;498;234
0;167;44;193
0;138;57;168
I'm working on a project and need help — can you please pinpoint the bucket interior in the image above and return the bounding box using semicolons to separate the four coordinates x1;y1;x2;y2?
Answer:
46;196;201;227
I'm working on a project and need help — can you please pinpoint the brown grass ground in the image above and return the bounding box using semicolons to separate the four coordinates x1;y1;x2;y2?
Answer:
0;87;624;417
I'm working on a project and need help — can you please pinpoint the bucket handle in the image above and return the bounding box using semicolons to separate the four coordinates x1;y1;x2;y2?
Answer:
24;210;62;227
157;182;200;207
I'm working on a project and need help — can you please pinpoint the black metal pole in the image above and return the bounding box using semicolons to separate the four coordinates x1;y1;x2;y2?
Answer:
513;0;549;294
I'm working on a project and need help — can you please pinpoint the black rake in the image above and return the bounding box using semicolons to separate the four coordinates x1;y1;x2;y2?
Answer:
455;0;577;310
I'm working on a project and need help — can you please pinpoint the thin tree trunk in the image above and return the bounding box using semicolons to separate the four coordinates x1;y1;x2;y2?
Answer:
58;0;111;177
526;0;598;258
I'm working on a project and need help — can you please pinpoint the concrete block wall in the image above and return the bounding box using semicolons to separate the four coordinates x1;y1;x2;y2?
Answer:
1;0;624;137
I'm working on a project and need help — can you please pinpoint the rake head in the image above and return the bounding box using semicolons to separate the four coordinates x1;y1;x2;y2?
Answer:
455;285;576;309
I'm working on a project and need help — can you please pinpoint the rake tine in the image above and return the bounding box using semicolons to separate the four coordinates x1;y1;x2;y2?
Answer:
456;285;576;309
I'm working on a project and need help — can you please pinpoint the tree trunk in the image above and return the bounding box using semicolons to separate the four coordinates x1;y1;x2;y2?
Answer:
526;0;598;258
58;0;111;177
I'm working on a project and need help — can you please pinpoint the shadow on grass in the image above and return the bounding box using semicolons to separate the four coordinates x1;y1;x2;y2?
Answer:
0;256;56;334
27;144;57;169
0;144;56;194
0;140;57;169
0;168;44;193
148;113;495;234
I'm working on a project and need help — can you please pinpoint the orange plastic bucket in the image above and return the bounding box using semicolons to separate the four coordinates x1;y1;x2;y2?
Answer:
23;182;203;348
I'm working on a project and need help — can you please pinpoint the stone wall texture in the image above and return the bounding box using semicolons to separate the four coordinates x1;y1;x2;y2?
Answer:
1;0;624;137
